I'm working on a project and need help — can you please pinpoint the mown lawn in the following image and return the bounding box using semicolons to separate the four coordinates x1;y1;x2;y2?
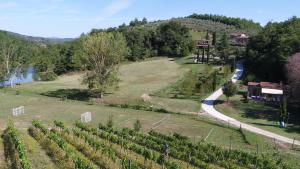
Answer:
215;94;300;141
190;30;206;41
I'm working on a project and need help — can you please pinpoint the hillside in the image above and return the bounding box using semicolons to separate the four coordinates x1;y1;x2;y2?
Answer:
0;30;74;44
147;18;258;36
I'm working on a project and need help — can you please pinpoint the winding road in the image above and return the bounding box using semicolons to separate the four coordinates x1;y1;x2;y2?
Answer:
201;62;300;145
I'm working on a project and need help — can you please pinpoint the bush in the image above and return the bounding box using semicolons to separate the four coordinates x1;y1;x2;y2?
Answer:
222;81;238;102
133;119;142;132
243;74;256;84
37;71;57;81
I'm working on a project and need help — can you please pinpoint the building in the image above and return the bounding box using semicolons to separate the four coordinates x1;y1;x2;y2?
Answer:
230;33;249;45
247;82;283;102
197;39;209;48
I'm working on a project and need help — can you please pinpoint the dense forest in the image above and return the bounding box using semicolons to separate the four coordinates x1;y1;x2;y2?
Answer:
245;17;300;82
91;19;195;60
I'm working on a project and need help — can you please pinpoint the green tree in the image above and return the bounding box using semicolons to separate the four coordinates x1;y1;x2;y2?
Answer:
82;32;127;98
33;45;59;81
279;96;288;124
246;17;300;81
212;32;217;46
217;33;230;61
212;71;218;91
133;119;142;132
222;81;238;102
157;21;194;56
107;115;114;128
231;57;236;73
121;27;156;61
0;33;32;85
205;30;210;40
178;70;198;96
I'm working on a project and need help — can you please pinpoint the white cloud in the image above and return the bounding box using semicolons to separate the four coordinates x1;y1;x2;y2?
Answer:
93;0;134;23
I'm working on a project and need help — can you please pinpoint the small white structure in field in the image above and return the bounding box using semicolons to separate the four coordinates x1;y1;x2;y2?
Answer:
12;106;25;116
141;93;151;102
81;112;92;123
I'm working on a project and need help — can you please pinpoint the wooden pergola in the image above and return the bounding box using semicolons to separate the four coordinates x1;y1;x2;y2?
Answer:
196;40;210;63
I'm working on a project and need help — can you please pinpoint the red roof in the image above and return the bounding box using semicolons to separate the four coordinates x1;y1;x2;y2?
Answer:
260;82;282;89
248;82;282;90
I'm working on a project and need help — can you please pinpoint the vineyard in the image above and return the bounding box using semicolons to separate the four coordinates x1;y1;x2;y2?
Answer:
0;120;296;169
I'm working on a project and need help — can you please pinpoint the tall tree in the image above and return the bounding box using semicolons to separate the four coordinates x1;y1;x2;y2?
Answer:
0;33;30;86
212;71;218;91
134;119;142;132
121;27;156;61
279;96;288;125
217;33;230;61
82;32;127;98
157;21;194;56
205;31;210;40
286;53;300;100
212;32;217;46
222;81;238;102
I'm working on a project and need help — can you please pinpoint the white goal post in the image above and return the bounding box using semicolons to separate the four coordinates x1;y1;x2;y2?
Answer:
12;106;25;116
81;112;92;123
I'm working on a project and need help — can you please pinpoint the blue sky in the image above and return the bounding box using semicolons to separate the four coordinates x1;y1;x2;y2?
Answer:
0;0;299;38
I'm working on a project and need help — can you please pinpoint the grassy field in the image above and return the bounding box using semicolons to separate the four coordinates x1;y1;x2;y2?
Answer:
104;58;183;104
189;30;206;41
215;94;300;141
0;57;299;168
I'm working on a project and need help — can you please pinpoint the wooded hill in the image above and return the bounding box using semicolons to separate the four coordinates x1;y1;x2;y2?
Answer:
91;14;262;37
147;16;261;36
1;30;74;44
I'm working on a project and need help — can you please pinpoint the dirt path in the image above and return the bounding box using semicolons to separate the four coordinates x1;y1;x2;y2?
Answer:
201;62;300;145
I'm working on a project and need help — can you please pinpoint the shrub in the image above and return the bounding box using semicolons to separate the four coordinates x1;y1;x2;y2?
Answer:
37;71;57;81
222;81;238;102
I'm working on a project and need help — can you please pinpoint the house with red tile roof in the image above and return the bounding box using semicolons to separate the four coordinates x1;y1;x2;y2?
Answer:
230;33;249;45
247;82;283;102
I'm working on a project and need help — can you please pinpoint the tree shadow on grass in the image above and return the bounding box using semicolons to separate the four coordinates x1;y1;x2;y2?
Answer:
242;109;279;122
42;89;91;101
200;99;225;105
249;122;278;127
283;125;300;135
250;122;300;135
213;100;225;105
